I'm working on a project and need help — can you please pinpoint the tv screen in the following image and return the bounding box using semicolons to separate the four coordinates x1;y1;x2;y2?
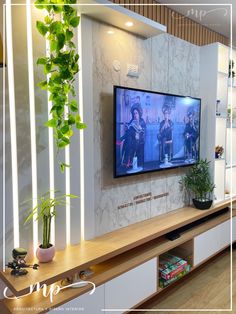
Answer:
114;86;201;178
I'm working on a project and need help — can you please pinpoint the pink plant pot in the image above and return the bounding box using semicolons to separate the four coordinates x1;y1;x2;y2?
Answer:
36;245;55;263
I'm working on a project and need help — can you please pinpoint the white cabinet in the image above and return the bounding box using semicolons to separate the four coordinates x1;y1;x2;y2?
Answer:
48;285;104;314
233;216;236;242
194;220;230;266
104;258;157;313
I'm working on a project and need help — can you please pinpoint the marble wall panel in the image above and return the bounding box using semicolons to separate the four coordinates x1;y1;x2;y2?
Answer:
91;20;200;236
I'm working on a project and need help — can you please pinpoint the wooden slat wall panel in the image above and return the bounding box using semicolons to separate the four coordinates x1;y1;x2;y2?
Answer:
110;0;229;46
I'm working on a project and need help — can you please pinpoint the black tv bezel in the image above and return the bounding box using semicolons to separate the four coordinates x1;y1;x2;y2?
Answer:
113;85;202;179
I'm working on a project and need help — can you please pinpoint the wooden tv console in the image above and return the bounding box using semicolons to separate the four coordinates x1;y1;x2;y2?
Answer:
1;198;236;314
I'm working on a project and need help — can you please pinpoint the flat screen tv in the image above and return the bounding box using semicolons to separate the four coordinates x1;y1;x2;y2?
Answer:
114;86;201;178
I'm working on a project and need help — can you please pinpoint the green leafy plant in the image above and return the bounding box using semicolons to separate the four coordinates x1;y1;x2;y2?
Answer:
35;0;86;171
25;191;77;249
179;159;215;201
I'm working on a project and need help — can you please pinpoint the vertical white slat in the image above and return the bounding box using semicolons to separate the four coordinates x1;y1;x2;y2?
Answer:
1;7;14;268
5;0;19;248
79;15;95;240
54;148;66;250
70;27;81;246
26;0;38;254
46;38;55;245
61;39;71;246
64;106;71;245
2;5;6;271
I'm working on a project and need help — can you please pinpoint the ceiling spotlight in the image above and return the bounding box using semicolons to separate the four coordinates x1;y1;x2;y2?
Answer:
107;30;114;35
125;21;134;27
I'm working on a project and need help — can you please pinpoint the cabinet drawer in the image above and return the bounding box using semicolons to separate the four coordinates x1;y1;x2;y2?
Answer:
48;285;104;314
105;258;157;313
194;220;230;266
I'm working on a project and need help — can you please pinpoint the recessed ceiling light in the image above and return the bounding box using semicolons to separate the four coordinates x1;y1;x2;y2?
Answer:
107;30;114;35
125;21;134;27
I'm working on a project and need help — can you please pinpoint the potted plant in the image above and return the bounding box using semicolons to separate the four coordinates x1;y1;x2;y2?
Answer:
25;191;77;262
179;159;215;210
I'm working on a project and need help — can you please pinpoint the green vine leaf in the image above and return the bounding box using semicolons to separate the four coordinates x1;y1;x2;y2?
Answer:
36;21;48;36
44;118;57;128
69;100;78;112
69;16;80;28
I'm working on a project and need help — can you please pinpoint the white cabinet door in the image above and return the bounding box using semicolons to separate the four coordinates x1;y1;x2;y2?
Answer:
48;285;104;314
233;217;236;242
194;220;230;266
218;220;230;248
104;258;157;314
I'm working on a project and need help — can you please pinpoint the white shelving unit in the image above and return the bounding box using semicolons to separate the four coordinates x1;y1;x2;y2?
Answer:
200;43;229;203
225;48;236;197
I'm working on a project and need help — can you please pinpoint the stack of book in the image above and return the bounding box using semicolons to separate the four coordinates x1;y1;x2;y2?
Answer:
159;253;191;288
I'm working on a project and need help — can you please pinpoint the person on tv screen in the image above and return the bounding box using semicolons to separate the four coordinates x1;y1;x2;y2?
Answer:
120;104;146;169
158;104;173;162
183;111;199;160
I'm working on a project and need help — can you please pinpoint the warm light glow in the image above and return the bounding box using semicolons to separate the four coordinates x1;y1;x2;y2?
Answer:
107;30;114;35
78;16;85;241
125;21;134;27
46;39;55;245
26;0;38;254
6;0;19;248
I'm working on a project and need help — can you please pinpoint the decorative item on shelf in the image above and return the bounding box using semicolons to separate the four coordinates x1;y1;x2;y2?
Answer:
229;59;235;86
179;159;215;210
216;100;221;116
215;145;224;159
25;191;78;263
6;248;39;276
159;253;191;288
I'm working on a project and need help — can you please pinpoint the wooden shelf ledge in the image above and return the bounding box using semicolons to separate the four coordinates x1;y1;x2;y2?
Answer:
0;197;235;298
1;208;235;314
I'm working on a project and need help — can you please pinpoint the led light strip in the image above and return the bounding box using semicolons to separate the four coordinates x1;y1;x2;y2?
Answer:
65;105;71;245
78;15;85;241
6;0;19;248
46;39;55;245
2;4;6;271
61;29;71;245
26;0;38;254
229;4;233;311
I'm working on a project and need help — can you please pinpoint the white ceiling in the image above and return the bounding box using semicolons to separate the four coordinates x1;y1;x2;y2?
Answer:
156;0;236;46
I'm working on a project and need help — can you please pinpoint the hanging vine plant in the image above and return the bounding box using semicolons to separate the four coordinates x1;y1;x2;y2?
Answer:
35;0;86;172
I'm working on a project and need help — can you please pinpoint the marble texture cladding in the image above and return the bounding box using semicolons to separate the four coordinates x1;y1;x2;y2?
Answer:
92;20;200;236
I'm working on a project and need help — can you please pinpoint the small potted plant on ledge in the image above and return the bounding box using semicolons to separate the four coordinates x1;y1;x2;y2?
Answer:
179;159;215;210
25;191;77;263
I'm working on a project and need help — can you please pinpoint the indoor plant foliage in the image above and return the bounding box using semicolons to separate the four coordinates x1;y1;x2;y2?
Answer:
179;159;215;210
35;0;86;172
25;191;77;262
